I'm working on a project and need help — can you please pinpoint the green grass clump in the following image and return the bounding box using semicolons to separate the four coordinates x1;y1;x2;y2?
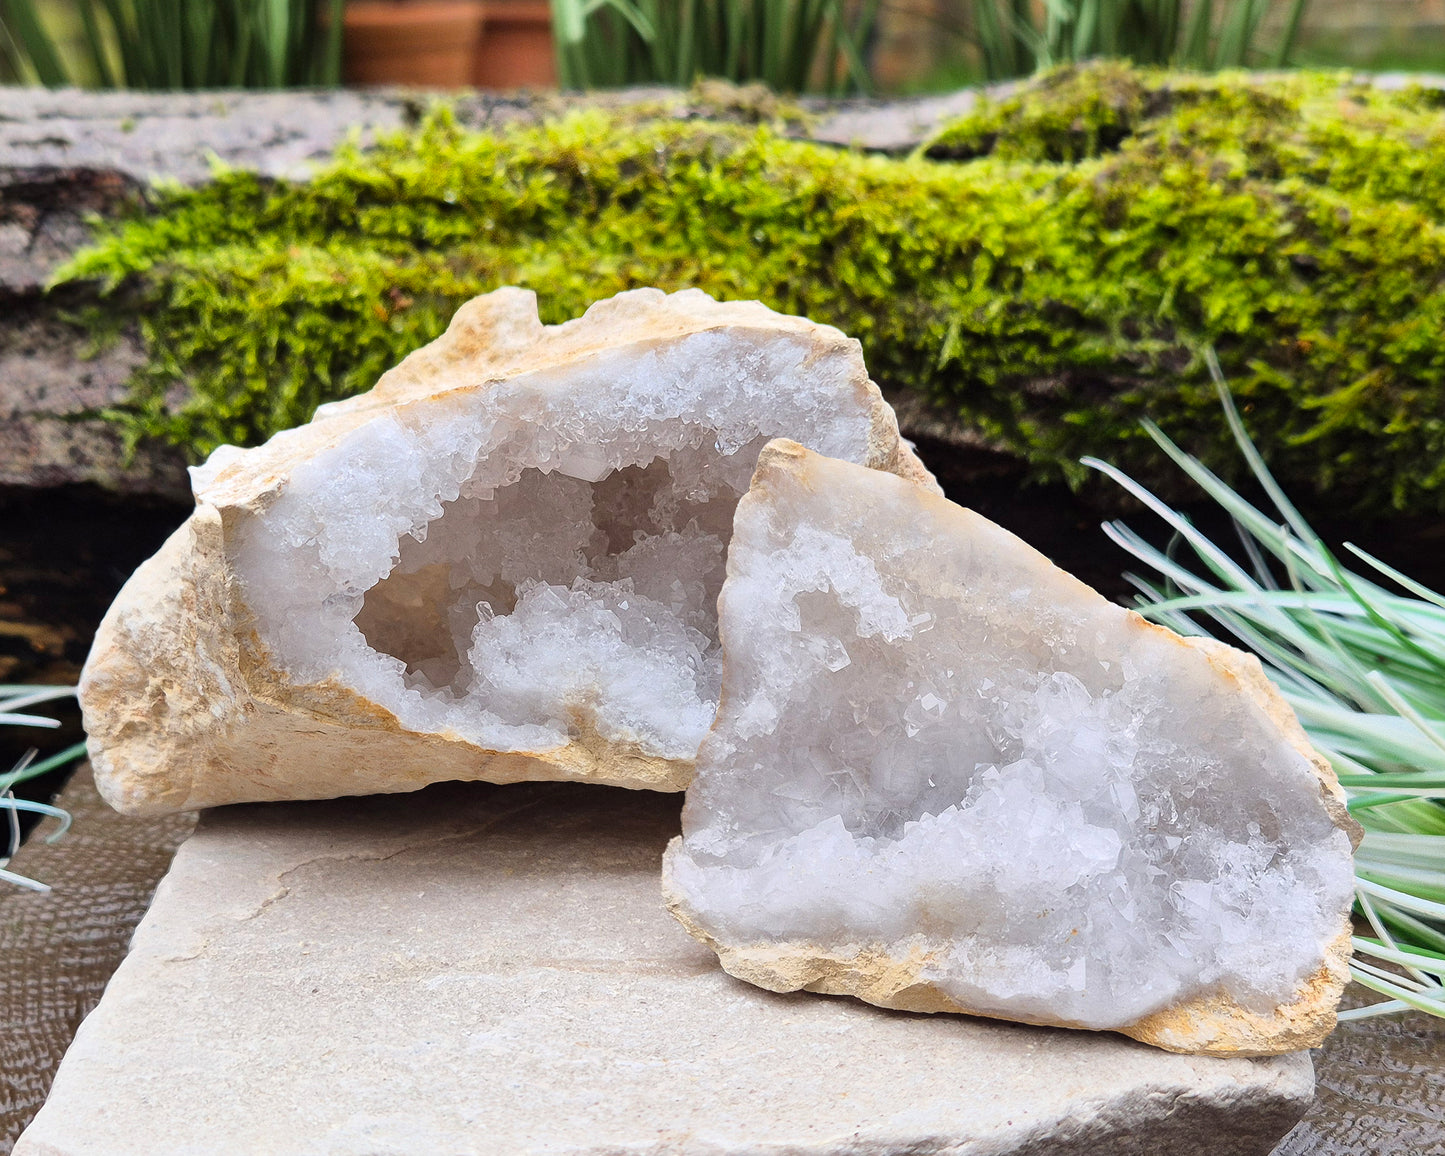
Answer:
963;0;1307;82
58;63;1445;515
0;0;343;89
1091;357;1445;1020
551;0;878;94
1;686;80;893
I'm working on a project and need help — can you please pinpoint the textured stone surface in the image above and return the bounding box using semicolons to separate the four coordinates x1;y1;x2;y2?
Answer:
665;442;1359;1057
0;83;1033;501
0;89;417;497
804;88;984;150
0;765;195;1151
79;288;933;815
0;305;187;496
0;87;980;205
0;89;412;194
15;779;1314;1156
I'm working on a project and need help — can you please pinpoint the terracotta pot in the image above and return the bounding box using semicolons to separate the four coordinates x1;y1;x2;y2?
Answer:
343;1;487;88
473;1;556;89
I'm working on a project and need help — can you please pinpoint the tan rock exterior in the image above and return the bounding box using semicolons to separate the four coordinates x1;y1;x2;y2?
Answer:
80;289;934;816
664;882;1356;1058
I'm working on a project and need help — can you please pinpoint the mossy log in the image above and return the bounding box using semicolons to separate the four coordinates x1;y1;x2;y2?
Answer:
57;64;1445;515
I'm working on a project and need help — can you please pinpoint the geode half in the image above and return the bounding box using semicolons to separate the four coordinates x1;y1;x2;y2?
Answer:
663;441;1360;1057
80;290;933;814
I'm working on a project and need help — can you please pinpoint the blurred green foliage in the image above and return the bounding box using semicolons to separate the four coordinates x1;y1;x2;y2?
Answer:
0;0;342;89
965;0;1308;81
56;63;1445;515
551;0;877;94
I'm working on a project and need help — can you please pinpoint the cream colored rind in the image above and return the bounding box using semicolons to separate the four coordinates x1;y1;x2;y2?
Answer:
664;864;1355;1058
80;290;934;816
664;440;1362;1058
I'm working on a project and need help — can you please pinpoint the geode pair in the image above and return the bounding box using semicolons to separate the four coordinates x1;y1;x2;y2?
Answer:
80;288;1358;1059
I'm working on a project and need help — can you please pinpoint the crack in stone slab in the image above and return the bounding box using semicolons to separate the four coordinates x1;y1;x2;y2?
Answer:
215;793;562;932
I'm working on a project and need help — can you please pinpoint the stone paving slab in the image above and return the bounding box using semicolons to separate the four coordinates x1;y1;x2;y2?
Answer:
5;773;1442;1153
14;779;1314;1156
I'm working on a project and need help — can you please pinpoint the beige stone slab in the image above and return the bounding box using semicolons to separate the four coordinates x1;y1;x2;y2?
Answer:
17;781;1313;1156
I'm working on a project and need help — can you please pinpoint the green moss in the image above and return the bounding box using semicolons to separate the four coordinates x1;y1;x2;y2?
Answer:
57;65;1445;515
923;60;1158;162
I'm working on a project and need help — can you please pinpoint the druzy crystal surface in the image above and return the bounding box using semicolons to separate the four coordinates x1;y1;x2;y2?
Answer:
665;442;1357;1052
230;313;879;760
231;415;766;763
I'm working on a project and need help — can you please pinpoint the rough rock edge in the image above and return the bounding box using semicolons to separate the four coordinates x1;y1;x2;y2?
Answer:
663;439;1362;1058
80;291;936;816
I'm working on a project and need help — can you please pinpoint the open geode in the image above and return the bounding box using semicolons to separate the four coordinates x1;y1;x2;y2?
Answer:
663;442;1360;1057
80;290;933;815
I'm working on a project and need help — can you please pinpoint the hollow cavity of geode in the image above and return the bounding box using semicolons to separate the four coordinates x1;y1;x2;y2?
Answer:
663;441;1360;1057
79;290;932;815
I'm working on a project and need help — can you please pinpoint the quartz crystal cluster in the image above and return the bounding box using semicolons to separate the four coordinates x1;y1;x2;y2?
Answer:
79;289;931;814
663;441;1360;1057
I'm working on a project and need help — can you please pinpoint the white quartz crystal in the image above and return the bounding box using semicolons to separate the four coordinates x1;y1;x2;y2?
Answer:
664;441;1360;1057
80;290;934;814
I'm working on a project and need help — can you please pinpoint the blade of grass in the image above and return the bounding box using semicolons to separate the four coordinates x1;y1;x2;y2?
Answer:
0;0;70;85
1088;351;1445;1021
